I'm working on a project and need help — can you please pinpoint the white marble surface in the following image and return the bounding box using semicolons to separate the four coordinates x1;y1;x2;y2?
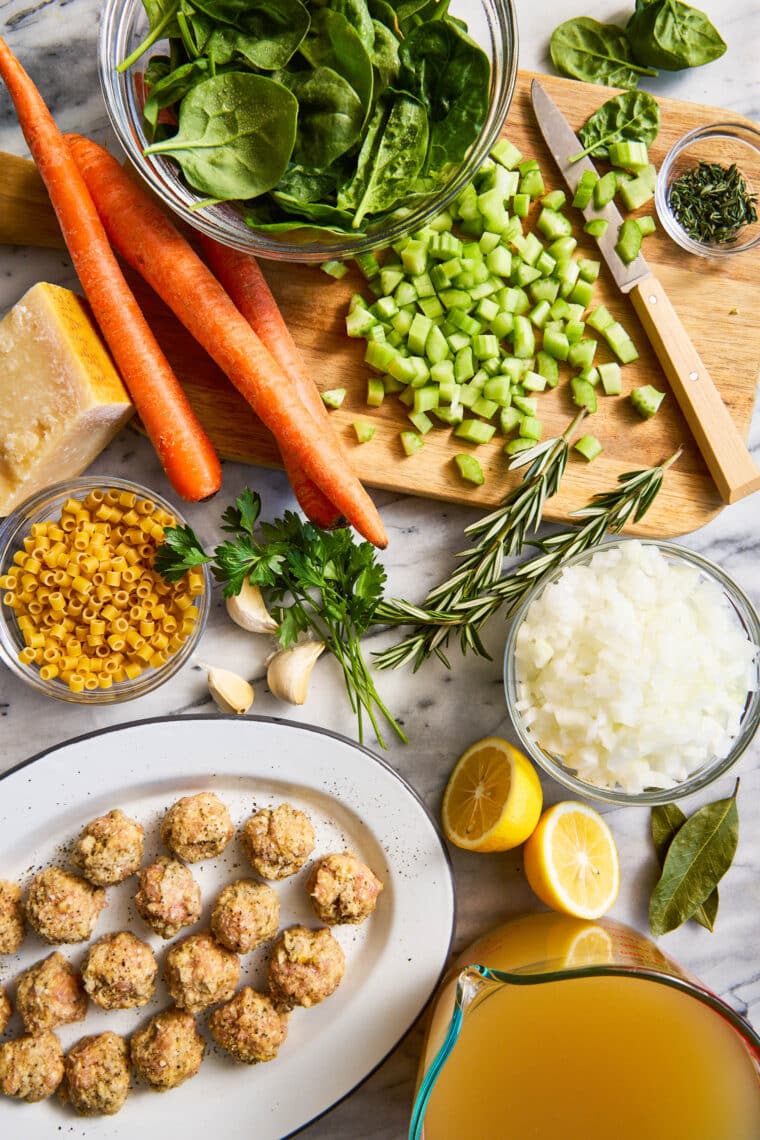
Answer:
1;0;759;1136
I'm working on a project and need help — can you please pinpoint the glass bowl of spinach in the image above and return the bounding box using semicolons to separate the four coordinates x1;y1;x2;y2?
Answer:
656;122;760;258
98;0;518;261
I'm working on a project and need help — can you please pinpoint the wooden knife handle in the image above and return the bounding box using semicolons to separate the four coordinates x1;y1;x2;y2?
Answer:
0;151;64;248
630;275;760;504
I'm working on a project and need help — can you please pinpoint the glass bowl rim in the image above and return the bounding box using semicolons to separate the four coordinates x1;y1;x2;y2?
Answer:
655;121;760;259
0;475;210;704
97;0;519;262
503;537;760;806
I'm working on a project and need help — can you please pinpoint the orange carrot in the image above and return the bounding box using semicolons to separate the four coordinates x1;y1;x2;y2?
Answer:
0;36;222;503
198;236;342;530
66;133;387;548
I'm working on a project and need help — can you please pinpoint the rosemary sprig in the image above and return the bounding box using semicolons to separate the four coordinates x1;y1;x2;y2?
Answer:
670;161;758;245
375;450;681;672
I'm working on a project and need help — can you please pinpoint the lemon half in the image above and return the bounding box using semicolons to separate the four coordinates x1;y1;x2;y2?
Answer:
523;801;620;920
441;737;543;853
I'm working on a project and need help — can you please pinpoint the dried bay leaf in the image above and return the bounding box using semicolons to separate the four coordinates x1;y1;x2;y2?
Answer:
650;803;718;932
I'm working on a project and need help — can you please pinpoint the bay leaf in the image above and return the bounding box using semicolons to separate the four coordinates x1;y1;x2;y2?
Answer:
649;783;738;937
650;803;719;932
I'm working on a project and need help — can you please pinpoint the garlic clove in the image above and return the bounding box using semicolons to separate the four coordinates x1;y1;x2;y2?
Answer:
266;640;325;706
225;580;278;634
201;664;255;715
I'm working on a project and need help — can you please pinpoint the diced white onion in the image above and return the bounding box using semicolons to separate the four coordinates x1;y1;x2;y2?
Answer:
513;541;758;795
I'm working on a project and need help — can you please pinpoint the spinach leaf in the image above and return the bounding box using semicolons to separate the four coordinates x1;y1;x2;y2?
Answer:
627;0;726;71
189;0;310;69
327;0;375;50
649;782;739;937
368;0;401;35
336;102;387;212
143;58;210;140
573;90;660;161
299;8;374;117
279;66;364;170
550;17;658;88
144;72;298;200
352;93;429;226
369;18;401;96
399;17;490;169
651;804;719;932
271;191;354;227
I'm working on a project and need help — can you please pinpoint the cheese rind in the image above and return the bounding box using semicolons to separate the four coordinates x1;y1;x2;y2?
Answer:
0;283;133;514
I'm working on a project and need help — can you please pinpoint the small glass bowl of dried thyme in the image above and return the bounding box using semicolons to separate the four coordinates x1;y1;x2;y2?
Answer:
656;122;760;258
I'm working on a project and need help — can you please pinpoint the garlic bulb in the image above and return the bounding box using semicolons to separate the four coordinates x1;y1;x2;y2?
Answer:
267;641;325;706
201;664;255;715
225;580;278;634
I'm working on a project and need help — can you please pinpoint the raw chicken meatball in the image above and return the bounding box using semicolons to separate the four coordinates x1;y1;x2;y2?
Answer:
160;792;233;863
131;1008;204;1091
0;1031;64;1102
210;879;279;954
0;880;24;954
268;926;345;1009
241;804;315;880
307;852;384;925
82;931;157;1010
59;1032;130;1117
164;932;240;1014
71;809;144;887
25;868;105;945
209;987;288;1064
0;988;11;1035
16;951;87;1034
134;856;201;939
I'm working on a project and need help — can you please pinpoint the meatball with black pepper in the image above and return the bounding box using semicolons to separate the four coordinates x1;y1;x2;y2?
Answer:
241;803;315;880
16;951;87;1034
164;932;240;1014
307;852;384;925
25;868;105;945
0;880;24;954
209;987;288;1064
268;926;345;1009
82;931;157;1010
59;1032;130;1117
210;879;279;954
0;1031;64;1102
0;988;11;1035
131;1008;204;1091
161;792;233;863
71;809;144;887
134;856;201;939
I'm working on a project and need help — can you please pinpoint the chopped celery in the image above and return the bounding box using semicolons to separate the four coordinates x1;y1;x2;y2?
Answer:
408;411;433;435
491;311;515;338
476;297;500;323
568;338;597;370
365;324;386;343
529;301;551;329
504;438;537;456
565;319;586;344
449;308;482;336
472;396;499;419
548;236;577;260
413;385;439;415
542;325;569;361
618;176;655;212
321;388;347;409
514;262;542;287
512;193;531;217
401;240;429;276
491;138;523;170
569;278;595;308
530;278;560;304
583;218;609;238
473;333;499;360
571;377;597;413
536;351;559;387
412;272;436;298
522;371;547;392
574;434;603;461
519;416;542;440
429;231;463;260
454;347;475;383
549;298;570;321
353;421;376;443
483;377;512;405
501;287;530;314
512;314;536;358
479;231;501;254
354;252;380;280
346;306;377;337
615;219;643;265
603;321;639;364
512;394;538;416
408;313;432;355
598;361;622;395
578;258;600;283
439;288;474;311
454;419;496;445
518;159;539;174
572;171;598;209
431;359;455;386
426;324;450;364
365;340;397;372
594;171;617;208
637;216;657;237
499;405;522;435
519;168;545;198
458;384;479;409
541;189;567;211
434;405;465;425
577;366;599;386
394;281;417;307
630;385;665;418
400;430;424;456
486;245;513;277
537;208;573;240
383;374;405;394
586;304;614;333
366;378;385;407
536;250;557;278
454;453;485;485
608;141;649;170
477;187;509;231
321;260;349;279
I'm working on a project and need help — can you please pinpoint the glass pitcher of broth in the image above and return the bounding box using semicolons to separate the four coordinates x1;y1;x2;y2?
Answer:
411;913;760;1140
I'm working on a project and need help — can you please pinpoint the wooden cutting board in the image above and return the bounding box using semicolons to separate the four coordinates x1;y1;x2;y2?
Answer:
3;71;759;536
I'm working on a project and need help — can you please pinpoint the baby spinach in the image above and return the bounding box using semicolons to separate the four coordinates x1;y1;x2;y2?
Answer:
352;93;429;226
142;57;209;139
279;66;364;170
550;17;658;89
189;0;309;69
573;90;661;161
369;18;401;95
328;0;376;51
144;72;298;200
627;0;726;70
299;8;374;118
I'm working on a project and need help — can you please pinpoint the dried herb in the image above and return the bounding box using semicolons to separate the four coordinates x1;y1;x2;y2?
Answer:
650;803;718;932
669;161;758;245
649;781;739;937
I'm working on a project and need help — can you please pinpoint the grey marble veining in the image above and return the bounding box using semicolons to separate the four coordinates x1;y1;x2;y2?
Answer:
1;1;759;1136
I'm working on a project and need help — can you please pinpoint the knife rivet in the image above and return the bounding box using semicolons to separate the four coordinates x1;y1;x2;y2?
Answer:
689;371;699;381
649;294;657;304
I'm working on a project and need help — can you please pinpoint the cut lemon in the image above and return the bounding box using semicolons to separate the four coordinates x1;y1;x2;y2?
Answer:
441;737;543;852
523;801;620;920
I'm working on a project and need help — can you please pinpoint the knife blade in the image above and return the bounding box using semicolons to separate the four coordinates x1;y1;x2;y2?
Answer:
530;79;760;505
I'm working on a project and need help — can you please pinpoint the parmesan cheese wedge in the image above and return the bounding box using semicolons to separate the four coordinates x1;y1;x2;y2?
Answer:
0;282;134;514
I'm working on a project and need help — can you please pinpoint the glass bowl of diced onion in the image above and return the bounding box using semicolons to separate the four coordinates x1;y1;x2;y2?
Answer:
0;477;210;704
503;539;760;806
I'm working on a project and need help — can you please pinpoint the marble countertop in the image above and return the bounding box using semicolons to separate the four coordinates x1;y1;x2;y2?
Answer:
1;0;759;1135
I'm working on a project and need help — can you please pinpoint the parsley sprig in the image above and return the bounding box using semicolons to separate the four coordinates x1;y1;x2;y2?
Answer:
155;490;405;749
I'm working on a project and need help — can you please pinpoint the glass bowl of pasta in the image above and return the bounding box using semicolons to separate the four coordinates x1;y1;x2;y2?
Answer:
0;477;210;703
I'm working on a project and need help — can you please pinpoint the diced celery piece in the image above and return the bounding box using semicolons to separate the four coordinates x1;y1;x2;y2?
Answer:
584;218;609;238
630;384;665;418
565;319;585;344
372;295;398;321
471;333;498;360
549;298;570;321
513;315;536;358
519;168;545;198
557;259;580;296
483;376;512;405
470;369;487;389
366;378;385;407
572;171;598;209
366;323;386;343
434;405;465;425
567;338;597;370
448;308;482;336
569;278;595;308
489;311;513;339
530;278;560;305
447;331;470;352
412;272;435;298
477;187;509;231
514;232;544;266
599;362;622;395
426;324;450;364
365;340;396;371
500;287;530;314
413;385;439;415
321;259;349;279
594;171;617;208
499;405;522;435
519;416;542;440
353;421;376;443
383;374;405;393
401;239;429;276
458;384;479;408
491;138;523;169
387;352;419;383
542;326;569;361
408;313;432;355
378;266;403;296
518;158;539;174
618;175;654;212
587;304;614;333
461;242;483;260
504;438;537;456
454;453;485;485
455;347;475;383
472;396;498;419
503;356;532;382
574;434;602;461
407;356;431;386
565;303;585;322
514;262;543;287
548;235;577;260
429;231;463;260
536;250;557;278
391;309;414;338
394;281;417;307
454;419;496;445
578;258;601;283
522;371;547;392
529;300;551;329
512;192;531;217
608;141;649;171
430;209;454;232
321;388;347;409
408;411;433;435
439;288;474;311
486;245;513;277
541;189;566;211
615;219;643;265
430;360;455;386
470;280;499;300
479;231;501;254
604;321;639;363
476;297;500;323
577;366;599;386
512;394;538;416
537;208;573;240
637;216;657;237
571;377;597;413
400;430;424;456
355;252;380;279
536;351;559;388
346;306;377;337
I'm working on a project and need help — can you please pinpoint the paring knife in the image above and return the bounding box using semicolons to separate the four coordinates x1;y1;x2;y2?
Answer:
531;79;760;505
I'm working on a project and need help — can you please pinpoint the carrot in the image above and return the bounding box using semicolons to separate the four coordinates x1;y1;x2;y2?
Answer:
198;236;342;530
0;36;222;503
66;133;388;548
